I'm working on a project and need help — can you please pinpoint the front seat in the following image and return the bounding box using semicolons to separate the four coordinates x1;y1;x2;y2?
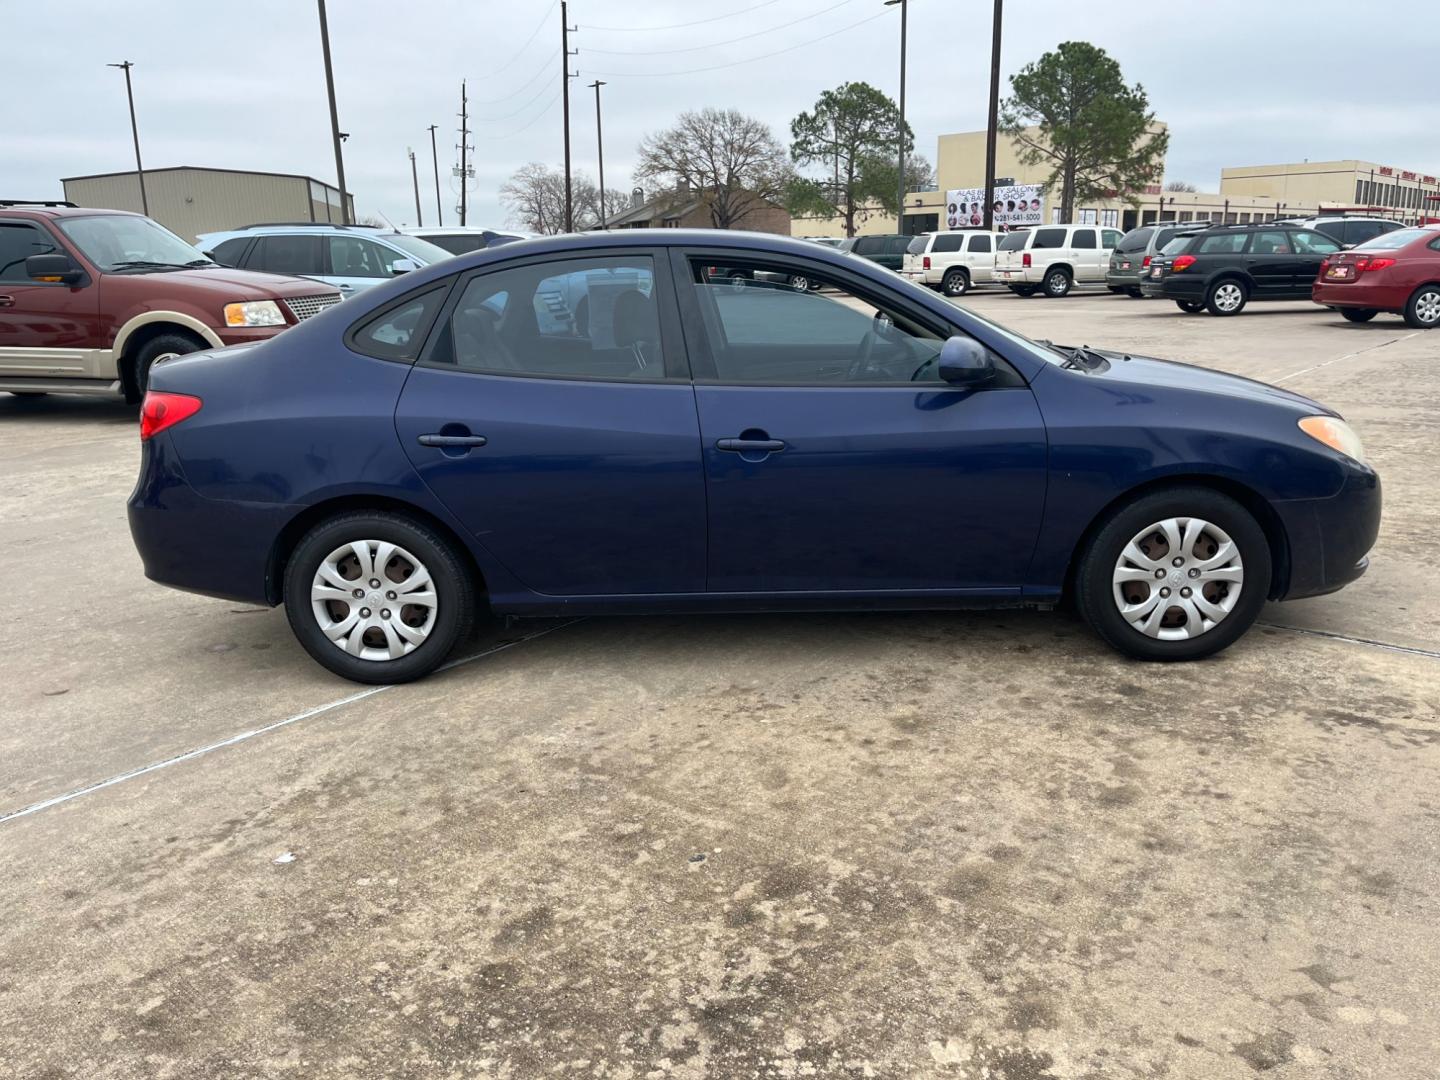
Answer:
612;289;659;371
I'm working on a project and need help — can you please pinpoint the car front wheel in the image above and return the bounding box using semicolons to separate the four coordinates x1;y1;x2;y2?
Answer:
284;511;476;684
1404;285;1440;329
1205;279;1248;316
1075;487;1271;661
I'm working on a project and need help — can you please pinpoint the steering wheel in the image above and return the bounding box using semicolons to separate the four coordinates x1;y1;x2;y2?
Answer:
845;319;880;381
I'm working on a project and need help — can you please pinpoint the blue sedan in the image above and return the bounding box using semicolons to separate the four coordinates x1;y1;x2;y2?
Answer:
128;230;1380;683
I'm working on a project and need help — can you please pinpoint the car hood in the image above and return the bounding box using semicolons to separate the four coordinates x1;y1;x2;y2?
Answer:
113;267;334;298
1076;349;1334;415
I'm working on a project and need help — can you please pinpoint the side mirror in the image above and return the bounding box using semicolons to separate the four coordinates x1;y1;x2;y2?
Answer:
390;258;421;275
937;335;994;386
26;253;84;285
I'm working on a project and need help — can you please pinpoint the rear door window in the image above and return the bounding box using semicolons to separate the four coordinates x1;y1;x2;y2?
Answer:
967;234;992;253
1032;228;1067;249
247;235;324;276
1072;229;1098;249
1249;231;1293;255
932;234;965;253
1345;221;1387;244
208;237;252;267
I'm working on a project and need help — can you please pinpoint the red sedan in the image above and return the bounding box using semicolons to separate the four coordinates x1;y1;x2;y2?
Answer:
1312;224;1440;328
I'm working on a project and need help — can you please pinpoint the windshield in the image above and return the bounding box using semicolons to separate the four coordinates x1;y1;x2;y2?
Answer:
384;233;453;264
998;232;1029;251
57;214;209;272
1353;228;1428;251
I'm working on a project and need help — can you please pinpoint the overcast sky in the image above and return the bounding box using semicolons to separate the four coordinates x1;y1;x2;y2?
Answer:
4;0;1434;229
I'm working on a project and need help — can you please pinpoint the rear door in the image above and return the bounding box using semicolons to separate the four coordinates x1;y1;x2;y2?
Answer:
0;219;101;376
674;249;1047;594
393;248;707;597
242;234;327;288
966;232;994;280
1070;228;1100;281
1244;230;1296;296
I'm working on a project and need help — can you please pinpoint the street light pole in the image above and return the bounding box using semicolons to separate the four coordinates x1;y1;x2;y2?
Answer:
983;0;1003;231
409;148;422;227
428;124;443;226
885;0;908;235
590;80;608;230
107;61;148;216
315;0;350;224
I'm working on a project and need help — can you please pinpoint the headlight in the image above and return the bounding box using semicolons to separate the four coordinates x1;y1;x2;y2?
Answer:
223;300;285;327
1298;415;1366;464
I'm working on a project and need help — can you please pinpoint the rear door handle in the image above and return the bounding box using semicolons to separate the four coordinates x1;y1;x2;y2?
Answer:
418;433;488;448
716;438;785;453
0;295;13;308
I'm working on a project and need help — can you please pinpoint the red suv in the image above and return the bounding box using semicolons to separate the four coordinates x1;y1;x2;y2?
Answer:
1312;224;1440;329
0;201;343;401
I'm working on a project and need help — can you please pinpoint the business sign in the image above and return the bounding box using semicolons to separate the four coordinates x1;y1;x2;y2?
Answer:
944;184;1044;231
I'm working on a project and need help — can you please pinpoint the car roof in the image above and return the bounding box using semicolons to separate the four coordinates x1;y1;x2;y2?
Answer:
0;204;140;221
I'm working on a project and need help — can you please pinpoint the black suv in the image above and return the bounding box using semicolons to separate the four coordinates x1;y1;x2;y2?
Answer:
1143;223;1343;315
839;234;911;271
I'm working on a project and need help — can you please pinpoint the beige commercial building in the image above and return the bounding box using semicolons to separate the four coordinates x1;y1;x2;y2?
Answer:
793;125;1439;238
61;166;355;243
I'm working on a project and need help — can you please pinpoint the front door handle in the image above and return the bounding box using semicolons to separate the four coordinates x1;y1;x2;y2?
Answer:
418;433;488;448
716;438;785;453
0;295;13;308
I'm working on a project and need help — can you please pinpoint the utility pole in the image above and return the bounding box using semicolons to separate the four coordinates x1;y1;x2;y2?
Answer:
107;61;148;216
983;0;1003;231
316;0;350;224
561;1;578;232
428;124;443;226
590;80;608;229
456;81;471;226
884;0;908;235
409;148;422;226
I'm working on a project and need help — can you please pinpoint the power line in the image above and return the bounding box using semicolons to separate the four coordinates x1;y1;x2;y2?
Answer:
582;0;859;55
468;48;561;105
587;7;891;78
471;0;559;81
473;73;561;123
476;87;564;141
581;0;783;32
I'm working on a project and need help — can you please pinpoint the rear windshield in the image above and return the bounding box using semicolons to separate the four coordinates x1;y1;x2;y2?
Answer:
998;231;1029;251
1353;228;1428;250
906;235;928;255
1116;227;1152;253
423;233;488;256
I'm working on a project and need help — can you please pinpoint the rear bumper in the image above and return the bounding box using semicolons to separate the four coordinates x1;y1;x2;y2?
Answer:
1311;281;1406;311
1106;269;1143;288
1273;464;1382;601
1142;275;1204;299
128;433;294;606
992;268;1037;285
214;325;290;348
900;269;941;286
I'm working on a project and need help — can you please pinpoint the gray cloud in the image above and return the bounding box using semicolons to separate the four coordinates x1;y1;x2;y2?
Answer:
5;0;1434;227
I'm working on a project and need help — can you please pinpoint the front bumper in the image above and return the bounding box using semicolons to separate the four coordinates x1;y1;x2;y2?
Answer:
1273;464;1382;601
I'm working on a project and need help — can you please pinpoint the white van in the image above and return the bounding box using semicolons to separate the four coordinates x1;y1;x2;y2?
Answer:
901;231;1005;296
992;224;1124;297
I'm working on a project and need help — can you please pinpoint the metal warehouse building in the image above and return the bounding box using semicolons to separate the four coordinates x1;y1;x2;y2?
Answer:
60;166;355;243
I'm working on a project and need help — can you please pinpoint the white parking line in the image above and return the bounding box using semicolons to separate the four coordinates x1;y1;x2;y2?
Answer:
1274;332;1417;384
1261;621;1440;660
0;620;581;827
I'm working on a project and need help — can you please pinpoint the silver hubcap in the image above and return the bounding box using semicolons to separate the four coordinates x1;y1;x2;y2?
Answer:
1048;274;1067;294
1416;290;1440;324
791;277;809;291
311;540;438;661
1112;517;1244;640
153;351;180;364
947;274;965;294
1214;283;1243;311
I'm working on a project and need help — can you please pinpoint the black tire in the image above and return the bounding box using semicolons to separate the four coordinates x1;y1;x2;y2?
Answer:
1403;284;1440;329
1126;287;1145;298
128;331;206;402
728;272;748;290
284;511;477;684
941;267;970;297
1074;486;1271;662
1043;267;1072;297
1176;300;1205;313
1204;278;1248;317
9;391;48;397
1339;308;1378;323
1011;285;1037;297
1107;286;1124;294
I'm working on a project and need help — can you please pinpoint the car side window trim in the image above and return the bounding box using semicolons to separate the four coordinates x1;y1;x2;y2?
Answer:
667;246;1025;389
416;247;690;384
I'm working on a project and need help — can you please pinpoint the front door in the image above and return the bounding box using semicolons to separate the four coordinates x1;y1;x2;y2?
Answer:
393;250;706;597
673;252;1048;595
0;220;101;376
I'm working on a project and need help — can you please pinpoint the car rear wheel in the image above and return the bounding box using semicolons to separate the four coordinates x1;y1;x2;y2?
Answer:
788;274;812;292
1011;285;1037;297
129;332;207;403
1075;487;1271;661
284;511;476;684
942;268;970;297
729;272;748;291
1339;308;1379;323
1176;300;1204;313
1404;285;1440;329
1125;287;1145;298
1205;279;1248;316
1043;267;1072;297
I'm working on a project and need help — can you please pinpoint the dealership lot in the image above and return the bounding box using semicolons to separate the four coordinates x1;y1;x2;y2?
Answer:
2;294;1437;1078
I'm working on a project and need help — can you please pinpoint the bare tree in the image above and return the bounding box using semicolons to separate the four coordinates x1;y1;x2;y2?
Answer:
499;163;601;234
1163;180;1198;192
634;107;792;230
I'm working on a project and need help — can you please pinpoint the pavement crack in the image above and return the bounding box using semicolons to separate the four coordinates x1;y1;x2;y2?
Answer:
1259;621;1440;660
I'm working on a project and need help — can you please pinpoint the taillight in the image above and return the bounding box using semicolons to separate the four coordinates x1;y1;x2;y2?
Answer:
1319;258;1330;274
1022;252;1032;268
923;256;931;270
1142;255;1152;268
1356;256;1396;273
140;391;202;441
1172;254;1197;272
